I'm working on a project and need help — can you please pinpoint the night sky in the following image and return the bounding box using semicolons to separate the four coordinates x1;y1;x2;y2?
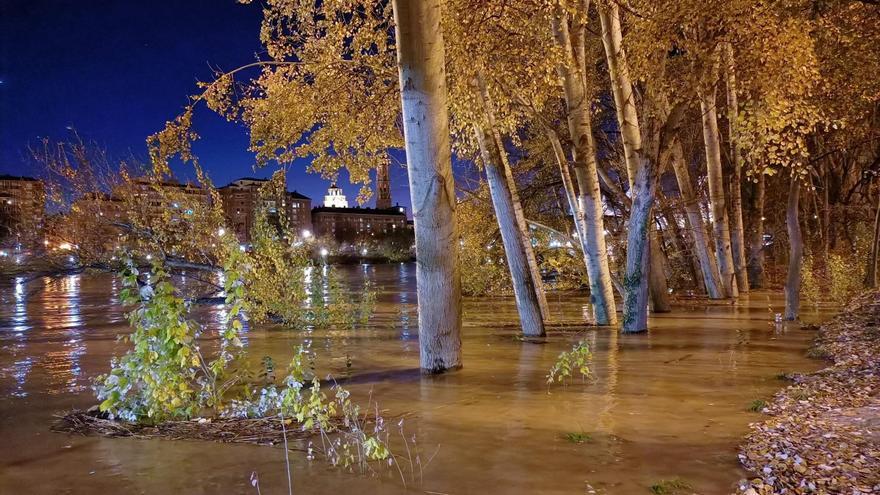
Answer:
0;0;426;211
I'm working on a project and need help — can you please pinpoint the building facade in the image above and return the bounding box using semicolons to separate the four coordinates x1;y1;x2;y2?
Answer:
311;205;407;242
0;174;46;247
218;177;312;243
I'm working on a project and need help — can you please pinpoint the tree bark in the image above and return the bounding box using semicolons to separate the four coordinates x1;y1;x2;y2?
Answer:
475;73;550;322
622;163;656;332
392;0;462;372
699;83;739;298
747;172;766;289
475;125;546;336
551;10;618;325
669;143;724;298
597;2;670;314
865;189;880;288
723;43;749;292
785;176;802;320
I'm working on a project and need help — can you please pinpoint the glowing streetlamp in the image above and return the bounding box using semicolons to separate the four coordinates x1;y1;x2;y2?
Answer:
320;247;329;257
302;229;312;239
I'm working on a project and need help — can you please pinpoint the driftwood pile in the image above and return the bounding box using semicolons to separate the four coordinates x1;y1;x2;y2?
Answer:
52;409;325;448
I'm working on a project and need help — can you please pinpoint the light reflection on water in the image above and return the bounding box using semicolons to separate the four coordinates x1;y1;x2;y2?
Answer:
0;264;834;494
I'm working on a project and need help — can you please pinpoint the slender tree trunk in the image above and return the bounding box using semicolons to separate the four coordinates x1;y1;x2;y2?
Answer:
475;125;546;336
822;162;831;261
475;73;550;322
392;0;461;372
552;11;617;325
747;173;766;289
663;206;705;293
598;3;639;183
865;189;880;288
670;143;724;298
597;2;670;314
700;84;738;298
723;43;748;292
785;176;802;320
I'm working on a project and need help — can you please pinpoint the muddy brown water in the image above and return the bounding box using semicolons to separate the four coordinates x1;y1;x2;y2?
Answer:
0;263;832;494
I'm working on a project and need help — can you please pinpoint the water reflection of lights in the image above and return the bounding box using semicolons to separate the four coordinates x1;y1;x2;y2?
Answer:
9;354;33;397
11;277;29;332
398;263;411;340
42;274;87;394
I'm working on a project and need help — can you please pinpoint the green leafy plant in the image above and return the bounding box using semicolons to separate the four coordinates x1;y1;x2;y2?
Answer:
649;478;692;494
563;431;592;443
547;340;592;385
747;399;768;412
94;258;242;422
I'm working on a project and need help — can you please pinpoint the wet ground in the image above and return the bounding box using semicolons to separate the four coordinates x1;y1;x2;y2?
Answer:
0;263;832;494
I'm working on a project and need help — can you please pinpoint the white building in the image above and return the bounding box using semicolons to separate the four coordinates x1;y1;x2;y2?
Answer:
323;183;349;208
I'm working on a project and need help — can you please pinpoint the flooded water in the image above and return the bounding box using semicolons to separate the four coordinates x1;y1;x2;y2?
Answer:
0;263;830;494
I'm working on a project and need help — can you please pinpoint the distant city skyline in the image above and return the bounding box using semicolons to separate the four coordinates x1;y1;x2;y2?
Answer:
0;0;419;213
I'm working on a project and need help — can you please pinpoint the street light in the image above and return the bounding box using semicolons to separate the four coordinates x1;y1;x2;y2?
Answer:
320;247;329;257
302;229;312;239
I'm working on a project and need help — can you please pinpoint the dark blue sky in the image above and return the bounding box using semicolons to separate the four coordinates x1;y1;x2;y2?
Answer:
0;0;419;209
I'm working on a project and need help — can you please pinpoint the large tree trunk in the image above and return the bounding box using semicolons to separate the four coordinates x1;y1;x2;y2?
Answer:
392;0;462;372
622;164;655;332
670;143;724;298
723;43;749;292
475;74;550;322
699;84;739;298
785;176;802;320
475;125;546;337
552;11;618;325
747;172;766;289
598;3;670;313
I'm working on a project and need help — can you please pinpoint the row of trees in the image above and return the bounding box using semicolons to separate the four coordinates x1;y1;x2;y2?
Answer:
139;0;880;374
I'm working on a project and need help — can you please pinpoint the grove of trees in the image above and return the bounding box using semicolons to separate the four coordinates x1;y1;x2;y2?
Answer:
16;0;878;377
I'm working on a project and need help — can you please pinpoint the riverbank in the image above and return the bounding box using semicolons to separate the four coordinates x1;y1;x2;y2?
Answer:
738;292;880;494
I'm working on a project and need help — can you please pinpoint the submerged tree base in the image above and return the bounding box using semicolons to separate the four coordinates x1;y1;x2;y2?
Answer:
737;292;880;494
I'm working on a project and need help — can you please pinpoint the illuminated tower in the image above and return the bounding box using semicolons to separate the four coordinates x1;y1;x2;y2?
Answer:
324;183;349;208
376;162;392;209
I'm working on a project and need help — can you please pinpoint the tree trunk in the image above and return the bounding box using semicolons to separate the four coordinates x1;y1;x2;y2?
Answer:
475;73;550;322
670;143;724;298
475;125;546;336
747;173;766;289
699;85;738;298
865;189;880;288
785;176;802;320
392;0;462;373
548;130;591;266
551;11;618;325
622;162;655;333
597;2;670;314
723;43;749;292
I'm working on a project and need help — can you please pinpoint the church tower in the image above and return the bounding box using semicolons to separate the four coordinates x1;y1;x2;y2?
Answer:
376;162;392;209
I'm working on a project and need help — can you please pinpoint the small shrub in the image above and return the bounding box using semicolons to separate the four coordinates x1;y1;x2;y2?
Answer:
806;345;831;360
649;478;691;494
564;431;592;443
747;399;767;412
547;340;592;385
